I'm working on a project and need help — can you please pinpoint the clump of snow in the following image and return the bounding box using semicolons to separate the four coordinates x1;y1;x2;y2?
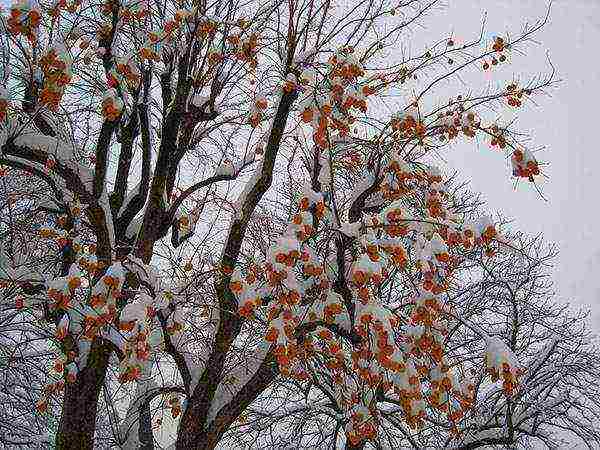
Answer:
339;221;361;238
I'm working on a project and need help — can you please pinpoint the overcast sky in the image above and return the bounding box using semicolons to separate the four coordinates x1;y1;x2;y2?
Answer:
416;0;600;331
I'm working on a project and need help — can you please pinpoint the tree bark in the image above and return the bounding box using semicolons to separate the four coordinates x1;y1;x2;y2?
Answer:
138;388;155;450
345;440;365;450
55;339;113;450
175;353;278;450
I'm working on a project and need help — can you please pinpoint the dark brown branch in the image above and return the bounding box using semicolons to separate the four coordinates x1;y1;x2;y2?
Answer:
180;352;279;450
176;86;298;449
156;310;192;393
93;119;120;200
112;102;141;213
333;234;355;324
455;436;512;450
116;96;152;237
348;177;379;223
164;154;255;229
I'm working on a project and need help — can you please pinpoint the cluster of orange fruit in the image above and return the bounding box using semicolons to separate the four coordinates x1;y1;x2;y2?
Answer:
101;89;123;121
300;47;369;148
39;46;73;110
248;95;267;128
512;148;540;181
0;85;9;121
488;362;524;396
168;396;182;418
48;0;81;17
505;83;531;108
120;0;148;22
483;36;508;70
231;32;260;69
346;408;378;446
118;330;151;383
7;0;41;43
139;31;163;62
115;58;141;87
391;109;426;140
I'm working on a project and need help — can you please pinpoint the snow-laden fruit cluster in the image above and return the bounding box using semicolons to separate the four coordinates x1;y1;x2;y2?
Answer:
114;55;141;88
511;148;540;181
248;95;268;128
120;0;149;22
485;336;524;395
39;43;73;110
298;47;376;148
227;161;514;446
7;0;41;43
20;213;192;411
101;89;124;121
139;31;163;62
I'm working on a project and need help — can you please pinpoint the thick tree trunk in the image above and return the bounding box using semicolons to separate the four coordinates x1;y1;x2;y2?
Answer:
175;353;278;450
138;385;155;450
175;380;222;450
175;409;220;450
55;339;112;450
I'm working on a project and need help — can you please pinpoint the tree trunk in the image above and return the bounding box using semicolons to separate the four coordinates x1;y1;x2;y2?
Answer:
175;404;246;450
175;392;219;450
138;384;155;450
175;353;278;450
55;339;112;450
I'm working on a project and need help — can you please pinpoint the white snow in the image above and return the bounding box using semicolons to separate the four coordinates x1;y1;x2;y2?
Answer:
338;222;361;238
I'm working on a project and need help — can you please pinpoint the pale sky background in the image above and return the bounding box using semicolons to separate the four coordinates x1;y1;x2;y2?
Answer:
421;0;600;331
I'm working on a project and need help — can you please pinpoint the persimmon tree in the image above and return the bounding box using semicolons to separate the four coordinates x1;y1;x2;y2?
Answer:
223;232;600;449
0;167;60;449
0;0;569;448
0;168;123;449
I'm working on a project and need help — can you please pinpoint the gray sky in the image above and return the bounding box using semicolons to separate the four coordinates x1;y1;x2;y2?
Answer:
421;0;600;330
